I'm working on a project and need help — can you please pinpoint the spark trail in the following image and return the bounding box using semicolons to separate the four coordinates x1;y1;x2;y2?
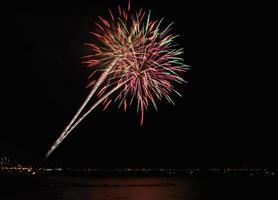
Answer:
45;59;118;159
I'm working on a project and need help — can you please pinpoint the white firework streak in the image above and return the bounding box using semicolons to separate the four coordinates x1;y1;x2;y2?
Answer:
45;59;118;159
56;79;129;147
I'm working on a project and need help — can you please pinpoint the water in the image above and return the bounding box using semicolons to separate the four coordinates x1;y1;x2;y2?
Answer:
0;176;276;199
1;176;203;200
43;177;200;200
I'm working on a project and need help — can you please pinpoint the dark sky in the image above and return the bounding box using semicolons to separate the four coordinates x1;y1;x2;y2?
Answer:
1;0;275;168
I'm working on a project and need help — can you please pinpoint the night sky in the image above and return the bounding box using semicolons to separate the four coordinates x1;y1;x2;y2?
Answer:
1;0;275;168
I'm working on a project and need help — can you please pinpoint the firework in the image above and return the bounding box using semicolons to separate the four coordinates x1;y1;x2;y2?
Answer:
45;0;189;159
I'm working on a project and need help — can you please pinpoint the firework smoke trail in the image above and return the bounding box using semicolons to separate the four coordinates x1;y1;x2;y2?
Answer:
45;0;189;159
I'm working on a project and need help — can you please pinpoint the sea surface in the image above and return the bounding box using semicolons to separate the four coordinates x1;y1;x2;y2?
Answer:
0;176;276;200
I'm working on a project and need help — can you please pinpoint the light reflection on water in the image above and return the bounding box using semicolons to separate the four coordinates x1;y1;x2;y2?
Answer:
2;177;202;200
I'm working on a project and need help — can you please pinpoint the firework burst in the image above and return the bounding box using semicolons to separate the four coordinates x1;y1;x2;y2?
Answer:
45;0;189;159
